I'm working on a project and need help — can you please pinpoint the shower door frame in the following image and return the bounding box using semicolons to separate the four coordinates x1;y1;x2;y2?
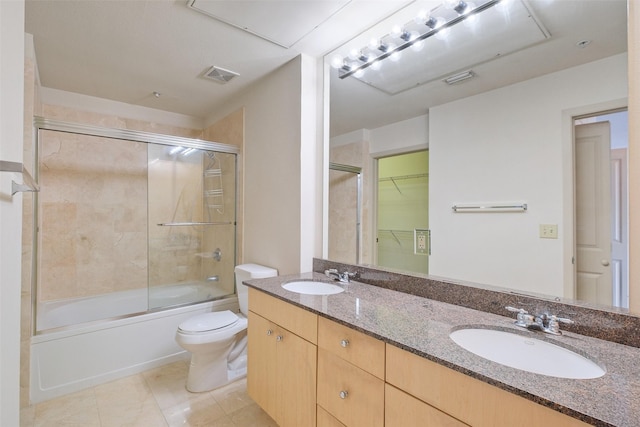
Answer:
328;162;362;264
31;117;240;335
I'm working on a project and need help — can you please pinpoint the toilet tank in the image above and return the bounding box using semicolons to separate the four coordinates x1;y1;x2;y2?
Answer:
235;264;278;315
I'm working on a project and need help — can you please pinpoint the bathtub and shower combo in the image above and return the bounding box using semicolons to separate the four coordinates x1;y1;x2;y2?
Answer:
29;118;242;403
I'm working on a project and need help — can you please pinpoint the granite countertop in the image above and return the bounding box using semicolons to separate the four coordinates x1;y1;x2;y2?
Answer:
246;272;640;427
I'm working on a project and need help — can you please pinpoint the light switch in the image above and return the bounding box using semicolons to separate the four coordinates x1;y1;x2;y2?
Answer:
539;224;558;239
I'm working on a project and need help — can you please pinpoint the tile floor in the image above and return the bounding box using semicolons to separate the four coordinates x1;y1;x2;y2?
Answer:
20;360;278;427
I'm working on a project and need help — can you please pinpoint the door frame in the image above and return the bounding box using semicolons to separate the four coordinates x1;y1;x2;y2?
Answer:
568;103;628;303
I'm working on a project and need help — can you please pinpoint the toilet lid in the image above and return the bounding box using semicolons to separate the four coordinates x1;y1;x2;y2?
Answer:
178;310;239;333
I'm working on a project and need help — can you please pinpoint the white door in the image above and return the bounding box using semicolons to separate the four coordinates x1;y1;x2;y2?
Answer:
575;122;612;305
611;148;629;307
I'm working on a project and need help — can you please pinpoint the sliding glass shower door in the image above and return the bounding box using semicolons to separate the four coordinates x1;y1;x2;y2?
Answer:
147;146;237;309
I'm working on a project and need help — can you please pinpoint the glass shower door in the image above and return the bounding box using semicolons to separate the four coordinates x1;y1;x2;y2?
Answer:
147;145;237;310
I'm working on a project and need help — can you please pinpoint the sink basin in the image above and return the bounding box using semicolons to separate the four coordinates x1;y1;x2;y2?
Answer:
450;328;605;379
281;281;345;296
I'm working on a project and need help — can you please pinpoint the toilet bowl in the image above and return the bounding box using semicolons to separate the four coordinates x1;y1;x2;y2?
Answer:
175;263;277;392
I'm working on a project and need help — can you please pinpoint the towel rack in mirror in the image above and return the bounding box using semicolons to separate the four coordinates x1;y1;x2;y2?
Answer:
452;203;527;212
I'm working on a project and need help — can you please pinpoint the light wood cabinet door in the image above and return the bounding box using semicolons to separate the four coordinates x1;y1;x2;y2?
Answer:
318;316;385;379
317;405;346;427
386;344;591;427
277;325;317;427
317;348;384;427
248;310;317;427
247;311;278;420
385;384;468;427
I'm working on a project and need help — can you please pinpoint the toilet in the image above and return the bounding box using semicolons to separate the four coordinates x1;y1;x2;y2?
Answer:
175;263;278;392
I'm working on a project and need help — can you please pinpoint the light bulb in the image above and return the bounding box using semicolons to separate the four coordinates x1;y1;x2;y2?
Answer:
354;69;365;78
463;12;478;27
391;24;404;38
348;49;360;60
370;60;382;71
414;9;428;24
435;26;450;40
390;50;402;62
444;0;459;9
330;55;344;69
411;39;425;52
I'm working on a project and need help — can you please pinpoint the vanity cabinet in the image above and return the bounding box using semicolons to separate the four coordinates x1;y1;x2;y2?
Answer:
385;344;591;427
247;288;318;427
385;383;468;427
317;405;346;427
316;317;385;427
247;287;593;427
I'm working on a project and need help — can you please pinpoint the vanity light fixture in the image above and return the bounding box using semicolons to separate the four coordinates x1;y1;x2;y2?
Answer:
333;0;502;79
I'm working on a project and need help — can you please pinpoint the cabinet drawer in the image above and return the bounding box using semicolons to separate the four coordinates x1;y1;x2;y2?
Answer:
318;316;385;379
248;288;317;343
386;344;591;427
317;405;346;427
317;348;384;427
385;384;468;427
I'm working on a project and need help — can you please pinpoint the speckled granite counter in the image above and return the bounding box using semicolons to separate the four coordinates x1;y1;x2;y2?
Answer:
245;272;640;427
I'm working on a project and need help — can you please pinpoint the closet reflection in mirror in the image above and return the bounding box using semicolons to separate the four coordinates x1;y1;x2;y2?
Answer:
326;0;632;311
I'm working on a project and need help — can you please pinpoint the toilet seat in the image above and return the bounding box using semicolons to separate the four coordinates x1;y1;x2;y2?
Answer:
178;310;239;334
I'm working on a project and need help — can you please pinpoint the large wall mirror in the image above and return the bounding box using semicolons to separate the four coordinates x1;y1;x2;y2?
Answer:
325;0;634;313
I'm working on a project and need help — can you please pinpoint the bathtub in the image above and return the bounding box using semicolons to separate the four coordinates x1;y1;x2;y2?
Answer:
36;281;231;331
30;295;239;403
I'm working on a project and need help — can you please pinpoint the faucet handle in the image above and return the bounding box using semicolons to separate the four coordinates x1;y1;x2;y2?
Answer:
505;306;532;327
552;315;574;324
546;315;574;335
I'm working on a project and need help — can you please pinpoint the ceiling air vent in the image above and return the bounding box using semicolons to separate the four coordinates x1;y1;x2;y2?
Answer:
203;66;239;84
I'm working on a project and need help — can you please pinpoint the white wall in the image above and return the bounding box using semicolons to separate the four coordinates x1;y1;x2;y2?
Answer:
206;55;322;275
369;114;428;157
429;54;628;297
0;0;25;424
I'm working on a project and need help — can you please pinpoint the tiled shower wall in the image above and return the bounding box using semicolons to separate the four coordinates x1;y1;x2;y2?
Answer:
38;131;148;300
329;139;372;265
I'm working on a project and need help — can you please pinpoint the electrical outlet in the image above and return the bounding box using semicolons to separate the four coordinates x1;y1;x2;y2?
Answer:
539;224;558;239
414;229;429;255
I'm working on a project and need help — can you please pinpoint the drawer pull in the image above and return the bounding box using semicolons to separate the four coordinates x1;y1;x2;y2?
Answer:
276;335;283;342
266;329;273;336
340;339;350;348
339;390;348;399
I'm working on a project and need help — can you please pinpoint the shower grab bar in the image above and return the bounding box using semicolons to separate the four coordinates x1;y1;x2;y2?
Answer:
452;203;528;212
0;160;40;196
157;221;233;226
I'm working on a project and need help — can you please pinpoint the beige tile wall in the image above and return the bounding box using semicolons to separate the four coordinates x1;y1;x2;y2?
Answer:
329;140;373;265
38;130;148;300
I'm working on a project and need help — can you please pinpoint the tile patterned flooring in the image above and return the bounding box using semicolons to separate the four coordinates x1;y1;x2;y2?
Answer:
20;360;278;427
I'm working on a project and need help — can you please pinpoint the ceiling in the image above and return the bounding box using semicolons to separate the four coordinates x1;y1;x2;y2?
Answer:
25;0;627;136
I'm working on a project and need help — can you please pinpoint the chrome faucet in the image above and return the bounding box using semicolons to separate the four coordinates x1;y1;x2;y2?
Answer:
505;306;574;335
324;268;356;283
